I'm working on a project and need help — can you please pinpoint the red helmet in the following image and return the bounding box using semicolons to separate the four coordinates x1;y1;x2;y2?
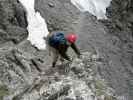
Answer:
66;33;77;43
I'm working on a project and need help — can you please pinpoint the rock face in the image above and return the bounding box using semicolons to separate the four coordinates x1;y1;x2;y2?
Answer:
105;0;133;66
106;0;133;38
35;0;80;32
105;0;133;99
105;0;133;54
0;0;28;44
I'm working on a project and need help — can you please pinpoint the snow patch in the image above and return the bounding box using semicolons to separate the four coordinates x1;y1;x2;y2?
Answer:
71;0;111;19
19;0;49;50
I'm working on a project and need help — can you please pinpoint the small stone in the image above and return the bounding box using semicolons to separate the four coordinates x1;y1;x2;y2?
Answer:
76;96;84;100
72;21;78;24
48;2;55;7
64;98;74;100
104;95;117;100
71;65;84;74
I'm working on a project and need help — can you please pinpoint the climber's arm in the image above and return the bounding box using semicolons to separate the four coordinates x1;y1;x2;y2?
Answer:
71;43;81;57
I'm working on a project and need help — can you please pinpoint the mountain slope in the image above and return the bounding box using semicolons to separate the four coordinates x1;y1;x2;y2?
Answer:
0;0;132;100
35;0;133;99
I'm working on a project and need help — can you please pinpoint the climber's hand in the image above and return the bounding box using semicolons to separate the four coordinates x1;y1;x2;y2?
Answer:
77;54;81;59
52;62;56;67
68;57;73;62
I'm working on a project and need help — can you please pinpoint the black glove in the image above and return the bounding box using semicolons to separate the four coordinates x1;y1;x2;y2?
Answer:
52;62;56;67
77;54;81;59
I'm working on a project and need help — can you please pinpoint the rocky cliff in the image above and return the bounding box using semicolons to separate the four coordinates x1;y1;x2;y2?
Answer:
105;0;133;99
35;0;133;99
106;0;133;40
0;0;133;100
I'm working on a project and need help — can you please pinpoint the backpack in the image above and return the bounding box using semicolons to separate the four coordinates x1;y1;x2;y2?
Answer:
48;32;66;47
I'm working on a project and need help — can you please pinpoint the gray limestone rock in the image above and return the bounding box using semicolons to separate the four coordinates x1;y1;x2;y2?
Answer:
0;0;133;99
0;0;28;44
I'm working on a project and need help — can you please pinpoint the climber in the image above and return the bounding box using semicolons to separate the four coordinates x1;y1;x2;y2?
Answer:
46;32;81;67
